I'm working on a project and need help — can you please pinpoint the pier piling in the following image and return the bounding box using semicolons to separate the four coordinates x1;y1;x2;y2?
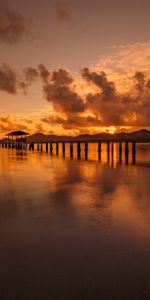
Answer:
77;142;81;159
84;142;88;160
56;142;59;156
70;143;73;158
98;141;102;153
62;142;65;157
46;142;48;153
132;141;136;164
50;142;53;155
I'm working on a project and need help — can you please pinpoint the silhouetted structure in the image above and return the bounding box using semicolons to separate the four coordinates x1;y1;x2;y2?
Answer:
7;131;29;149
1;130;150;165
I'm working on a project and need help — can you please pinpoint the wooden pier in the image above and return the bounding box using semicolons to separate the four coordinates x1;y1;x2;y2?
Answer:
0;130;150;165
0;138;141;165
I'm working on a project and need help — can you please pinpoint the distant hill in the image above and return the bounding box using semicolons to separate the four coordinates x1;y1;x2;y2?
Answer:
26;129;150;143
113;129;150;141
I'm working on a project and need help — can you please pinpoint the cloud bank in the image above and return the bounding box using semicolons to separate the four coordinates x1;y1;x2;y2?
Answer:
1;41;150;135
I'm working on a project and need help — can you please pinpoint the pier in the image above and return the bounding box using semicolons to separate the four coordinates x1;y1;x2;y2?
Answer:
0;130;150;165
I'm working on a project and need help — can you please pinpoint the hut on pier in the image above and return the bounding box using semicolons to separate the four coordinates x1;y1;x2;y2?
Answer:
7;131;29;149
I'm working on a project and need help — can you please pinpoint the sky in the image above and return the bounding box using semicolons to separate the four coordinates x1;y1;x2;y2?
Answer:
0;0;150;137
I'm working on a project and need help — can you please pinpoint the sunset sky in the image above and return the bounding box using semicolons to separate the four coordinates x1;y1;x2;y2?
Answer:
0;0;150;138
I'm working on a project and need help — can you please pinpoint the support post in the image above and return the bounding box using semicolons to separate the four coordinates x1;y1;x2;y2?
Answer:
111;142;114;164
84;142;88;160
77;142;81;159
132;141;136;164
50;142;53;155
125;141;129;154
62;142;65;157
70;143;73;158
98;141;102;153
125;141;129;165
46;142;48;153
107;141;110;153
119;142;122;164
56;142;59;156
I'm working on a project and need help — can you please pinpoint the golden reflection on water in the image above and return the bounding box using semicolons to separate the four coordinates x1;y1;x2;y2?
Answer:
21;141;150;167
0;145;149;236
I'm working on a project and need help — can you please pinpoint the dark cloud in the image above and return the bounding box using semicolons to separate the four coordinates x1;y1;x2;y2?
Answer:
19;67;39;93
0;64;39;95
42;114;102;130
44;83;85;113
24;67;39;82
86;92;125;126
42;68;85;114
1;63;150;130
40;67;150;129
134;71;145;93
52;69;73;85
80;67;127;126
0;64;17;94
0;8;31;45
82;67;115;99
38;64;50;84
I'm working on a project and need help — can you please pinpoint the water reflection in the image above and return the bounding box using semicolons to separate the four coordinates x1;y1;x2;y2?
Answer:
0;147;150;299
23;142;150;167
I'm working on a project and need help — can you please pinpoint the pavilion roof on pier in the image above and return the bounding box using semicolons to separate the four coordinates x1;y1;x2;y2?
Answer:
7;131;29;137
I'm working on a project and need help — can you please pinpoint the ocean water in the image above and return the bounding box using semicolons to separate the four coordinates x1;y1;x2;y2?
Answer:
0;144;150;300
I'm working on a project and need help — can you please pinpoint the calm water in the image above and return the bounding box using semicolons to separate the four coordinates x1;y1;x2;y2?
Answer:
0;144;150;300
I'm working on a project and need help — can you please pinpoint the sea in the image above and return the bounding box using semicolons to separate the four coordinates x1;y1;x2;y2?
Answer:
0;143;150;300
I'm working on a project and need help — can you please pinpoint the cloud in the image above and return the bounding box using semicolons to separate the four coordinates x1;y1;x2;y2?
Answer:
0;64;39;94
23;67;39;82
134;71;145;93
82;67;115;99
93;42;150;93
19;67;39;93
0;8;31;45
1;48;150;136
42;114;102;131
81;66;150;128
52;69;73;85
146;79;150;89
44;84;85;113
0;64;17;94
43;69;85;114
0;113;50;137
0;115;29;133
38;64;50;84
56;3;71;24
